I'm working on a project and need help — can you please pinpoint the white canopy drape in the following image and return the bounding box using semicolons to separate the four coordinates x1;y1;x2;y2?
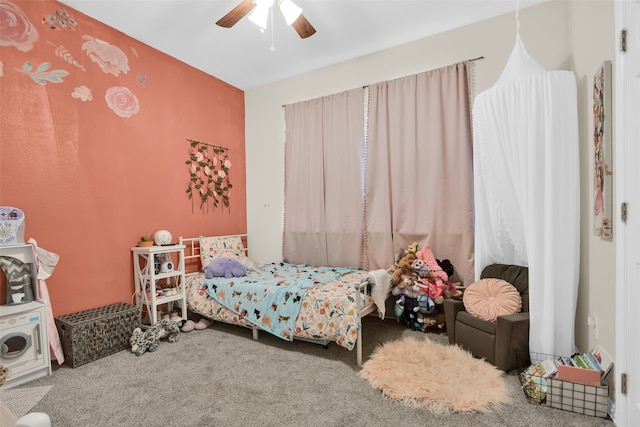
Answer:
472;35;580;359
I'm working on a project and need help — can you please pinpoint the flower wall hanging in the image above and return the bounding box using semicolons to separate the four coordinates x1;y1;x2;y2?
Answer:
185;139;232;212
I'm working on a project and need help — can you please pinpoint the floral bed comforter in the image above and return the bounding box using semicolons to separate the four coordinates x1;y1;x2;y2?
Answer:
186;263;373;350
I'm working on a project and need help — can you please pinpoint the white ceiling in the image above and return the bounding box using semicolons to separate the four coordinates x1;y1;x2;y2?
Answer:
58;0;546;91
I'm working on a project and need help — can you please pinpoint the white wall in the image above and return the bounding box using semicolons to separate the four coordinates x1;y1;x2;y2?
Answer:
570;0;616;371
245;0;615;361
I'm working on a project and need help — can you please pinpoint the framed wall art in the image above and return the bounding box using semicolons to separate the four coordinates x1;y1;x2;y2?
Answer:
593;60;613;240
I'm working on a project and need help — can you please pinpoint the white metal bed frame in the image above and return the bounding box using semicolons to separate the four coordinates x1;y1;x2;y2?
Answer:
179;235;378;366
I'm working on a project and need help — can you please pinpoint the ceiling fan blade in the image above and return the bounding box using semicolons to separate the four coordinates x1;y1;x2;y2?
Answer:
291;13;316;39
216;0;257;28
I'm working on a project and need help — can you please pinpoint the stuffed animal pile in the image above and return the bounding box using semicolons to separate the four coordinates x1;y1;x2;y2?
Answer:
389;242;460;332
129;319;180;356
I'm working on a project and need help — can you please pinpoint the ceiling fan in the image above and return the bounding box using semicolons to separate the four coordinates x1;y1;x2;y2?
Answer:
216;0;316;39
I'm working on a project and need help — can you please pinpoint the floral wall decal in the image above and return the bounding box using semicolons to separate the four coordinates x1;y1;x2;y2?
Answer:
81;35;129;76
42;8;77;30
135;73;147;88
4;0;246;318
105;86;139;118
16;61;69;85
72;85;92;101
185;139;233;212
0;0;39;52
46;41;85;71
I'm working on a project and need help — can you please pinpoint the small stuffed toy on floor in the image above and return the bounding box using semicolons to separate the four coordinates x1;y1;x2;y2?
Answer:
130;319;180;356
203;257;246;279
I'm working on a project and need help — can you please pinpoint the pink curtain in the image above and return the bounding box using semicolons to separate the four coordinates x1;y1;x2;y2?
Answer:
365;62;475;285
283;88;365;267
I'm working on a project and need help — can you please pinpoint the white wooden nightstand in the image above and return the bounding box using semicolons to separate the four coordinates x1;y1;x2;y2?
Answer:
131;244;186;325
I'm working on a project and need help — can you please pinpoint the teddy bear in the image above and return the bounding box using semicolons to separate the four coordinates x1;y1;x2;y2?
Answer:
415;242;453;300
390;251;417;286
394;294;405;320
401;309;423;331
391;275;422;298
411;259;431;278
437;258;455;279
420;316;438;331
416;277;446;304
203;257;246;279
130;319;180;356
404;241;418;255
415;293;436;316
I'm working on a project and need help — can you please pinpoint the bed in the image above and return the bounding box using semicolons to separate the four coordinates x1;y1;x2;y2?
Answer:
179;234;391;365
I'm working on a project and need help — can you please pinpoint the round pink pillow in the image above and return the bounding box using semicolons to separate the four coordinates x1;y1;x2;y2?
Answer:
462;278;522;322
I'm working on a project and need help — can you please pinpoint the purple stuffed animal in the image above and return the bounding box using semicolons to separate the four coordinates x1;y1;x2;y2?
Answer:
204;257;246;279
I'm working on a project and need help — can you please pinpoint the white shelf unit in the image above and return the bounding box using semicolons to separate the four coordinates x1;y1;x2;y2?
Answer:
131;244;186;326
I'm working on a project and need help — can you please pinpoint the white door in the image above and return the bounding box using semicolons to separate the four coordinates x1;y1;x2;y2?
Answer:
615;0;640;425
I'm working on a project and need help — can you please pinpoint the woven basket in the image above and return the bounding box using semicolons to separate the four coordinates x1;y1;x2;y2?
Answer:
0;364;9;387
55;302;139;368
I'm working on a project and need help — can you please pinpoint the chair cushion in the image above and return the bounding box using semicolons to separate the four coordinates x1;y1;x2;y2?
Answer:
481;264;529;311
462;278;522;322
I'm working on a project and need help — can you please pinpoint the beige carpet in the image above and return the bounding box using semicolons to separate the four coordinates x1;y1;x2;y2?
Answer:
359;336;511;414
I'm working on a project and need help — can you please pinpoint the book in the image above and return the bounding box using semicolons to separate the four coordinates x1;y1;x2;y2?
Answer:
581;352;597;370
583;351;603;371
591;345;614;377
581;353;595;370
540;359;558;378
571;354;589;369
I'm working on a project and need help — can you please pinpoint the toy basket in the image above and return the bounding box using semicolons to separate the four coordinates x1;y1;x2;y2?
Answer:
0;364;9;387
517;351;609;418
55;302;139;368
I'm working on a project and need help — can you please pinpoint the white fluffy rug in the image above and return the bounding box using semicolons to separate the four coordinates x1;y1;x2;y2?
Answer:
359;336;511;414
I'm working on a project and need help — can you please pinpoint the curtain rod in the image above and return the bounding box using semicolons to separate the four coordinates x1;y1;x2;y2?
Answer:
282;56;485;108
361;56;485;89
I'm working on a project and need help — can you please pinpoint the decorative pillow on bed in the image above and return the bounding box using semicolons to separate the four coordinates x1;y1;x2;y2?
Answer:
219;252;260;271
199;236;259;270
462;278;522;322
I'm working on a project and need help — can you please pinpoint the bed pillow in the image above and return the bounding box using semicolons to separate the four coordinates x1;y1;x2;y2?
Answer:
462;278;522;322
219;252;260;271
199;236;259;270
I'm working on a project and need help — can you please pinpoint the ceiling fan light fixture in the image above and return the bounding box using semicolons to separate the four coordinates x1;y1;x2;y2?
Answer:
216;0;314;39
254;0;275;8
279;0;302;26
248;5;270;30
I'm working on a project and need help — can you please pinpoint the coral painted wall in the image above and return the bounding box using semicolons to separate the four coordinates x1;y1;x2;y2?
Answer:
0;0;246;316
